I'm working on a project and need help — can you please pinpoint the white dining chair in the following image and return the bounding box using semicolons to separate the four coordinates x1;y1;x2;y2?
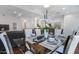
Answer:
55;29;61;36
25;29;32;38
25;42;33;54
0;32;34;54
67;35;79;54
0;32;13;54
36;29;41;36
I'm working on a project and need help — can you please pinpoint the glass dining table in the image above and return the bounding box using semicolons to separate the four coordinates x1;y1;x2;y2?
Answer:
25;34;66;53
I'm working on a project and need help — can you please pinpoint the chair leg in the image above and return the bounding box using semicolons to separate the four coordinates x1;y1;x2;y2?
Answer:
56;51;63;54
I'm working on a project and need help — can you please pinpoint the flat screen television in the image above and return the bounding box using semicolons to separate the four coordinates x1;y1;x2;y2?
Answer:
0;24;9;31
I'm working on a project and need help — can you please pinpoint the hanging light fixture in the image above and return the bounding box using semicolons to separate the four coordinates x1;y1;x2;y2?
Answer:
43;5;49;19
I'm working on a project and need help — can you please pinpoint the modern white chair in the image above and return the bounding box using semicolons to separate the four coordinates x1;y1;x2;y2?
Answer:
54;35;79;54
55;29;61;36
0;32;13;54
67;35;79;54
0;32;35;54
25;29;32;38
36;29;41;36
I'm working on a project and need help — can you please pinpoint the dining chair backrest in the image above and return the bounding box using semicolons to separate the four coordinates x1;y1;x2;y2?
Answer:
36;29;41;36
0;32;13;54
63;35;71;53
6;31;19;48
67;35;79;54
7;30;27;53
55;29;61;36
6;31;25;39
0;38;6;53
32;29;36;36
49;28;55;35
25;29;32;38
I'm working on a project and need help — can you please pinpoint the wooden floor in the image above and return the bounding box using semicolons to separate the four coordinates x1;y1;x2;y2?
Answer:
32;43;51;54
13;43;51;54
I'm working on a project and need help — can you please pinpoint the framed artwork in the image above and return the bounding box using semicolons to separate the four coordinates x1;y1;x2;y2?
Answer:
0;24;9;31
13;22;17;30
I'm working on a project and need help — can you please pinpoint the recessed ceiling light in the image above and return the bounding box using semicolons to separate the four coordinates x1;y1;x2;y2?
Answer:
43;5;50;8
62;8;66;10
18;13;22;16
13;11;17;14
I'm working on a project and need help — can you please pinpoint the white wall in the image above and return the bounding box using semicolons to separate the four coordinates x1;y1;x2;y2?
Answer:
64;13;79;35
0;14;41;31
0;15;23;31
0;14;64;31
21;17;36;29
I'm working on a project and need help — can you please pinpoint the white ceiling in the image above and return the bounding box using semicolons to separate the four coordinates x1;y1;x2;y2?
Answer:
0;5;79;20
0;5;42;19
